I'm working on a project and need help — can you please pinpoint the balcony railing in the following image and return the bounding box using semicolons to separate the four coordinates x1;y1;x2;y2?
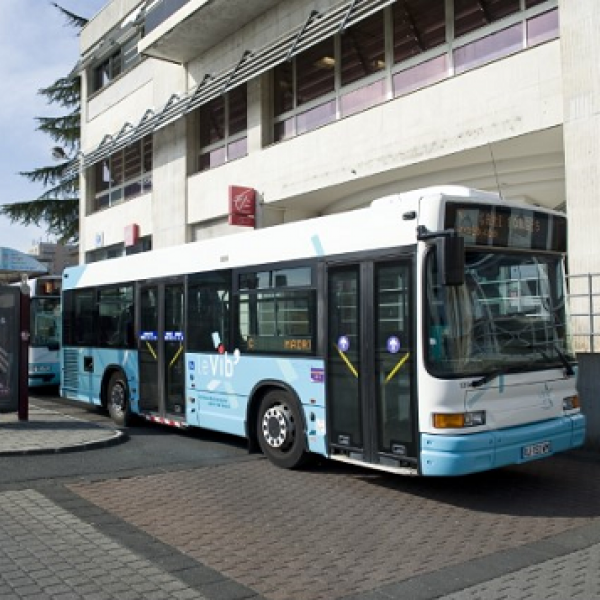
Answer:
567;273;600;353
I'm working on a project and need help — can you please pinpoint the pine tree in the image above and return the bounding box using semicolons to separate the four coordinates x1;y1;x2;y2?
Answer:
0;4;87;243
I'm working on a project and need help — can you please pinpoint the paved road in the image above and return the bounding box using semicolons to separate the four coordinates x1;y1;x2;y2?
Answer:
0;391;599;599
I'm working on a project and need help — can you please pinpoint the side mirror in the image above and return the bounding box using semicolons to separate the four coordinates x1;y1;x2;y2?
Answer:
437;235;465;286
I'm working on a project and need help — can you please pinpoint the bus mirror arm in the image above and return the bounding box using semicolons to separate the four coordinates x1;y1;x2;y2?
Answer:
417;226;465;287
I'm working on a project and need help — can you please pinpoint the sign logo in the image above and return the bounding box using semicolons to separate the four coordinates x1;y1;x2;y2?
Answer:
229;185;256;227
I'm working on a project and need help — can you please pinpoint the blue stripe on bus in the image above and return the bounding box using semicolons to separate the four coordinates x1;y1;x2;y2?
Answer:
420;414;586;476
311;235;325;256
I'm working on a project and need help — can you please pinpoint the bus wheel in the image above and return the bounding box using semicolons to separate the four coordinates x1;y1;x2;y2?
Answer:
107;371;130;427
257;390;306;469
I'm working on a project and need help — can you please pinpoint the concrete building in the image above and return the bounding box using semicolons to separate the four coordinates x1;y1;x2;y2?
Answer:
27;242;78;276
73;0;599;446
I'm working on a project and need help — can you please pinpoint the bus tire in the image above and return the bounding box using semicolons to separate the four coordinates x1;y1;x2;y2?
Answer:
107;371;130;428
257;390;307;469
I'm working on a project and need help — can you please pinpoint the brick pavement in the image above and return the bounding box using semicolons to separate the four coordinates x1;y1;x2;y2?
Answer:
0;489;212;600
437;543;600;600
2;395;600;599
69;453;600;600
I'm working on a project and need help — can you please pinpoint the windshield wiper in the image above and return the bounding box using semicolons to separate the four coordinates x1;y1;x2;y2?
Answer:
470;365;532;388
471;369;501;388
553;345;575;376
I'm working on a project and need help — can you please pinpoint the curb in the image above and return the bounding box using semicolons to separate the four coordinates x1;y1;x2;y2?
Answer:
0;428;129;457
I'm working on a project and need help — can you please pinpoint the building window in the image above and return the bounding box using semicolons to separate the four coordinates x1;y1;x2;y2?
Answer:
454;0;521;39
86;235;151;264
274;38;337;141
272;0;557;143
86;243;125;264
198;84;248;171
93;136;152;212
393;1;446;64
91;34;141;94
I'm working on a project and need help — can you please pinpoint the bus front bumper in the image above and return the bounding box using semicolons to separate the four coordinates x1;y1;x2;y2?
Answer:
420;414;586;476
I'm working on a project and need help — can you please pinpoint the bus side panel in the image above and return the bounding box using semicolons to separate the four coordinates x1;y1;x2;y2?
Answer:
61;347;139;408
186;352;327;455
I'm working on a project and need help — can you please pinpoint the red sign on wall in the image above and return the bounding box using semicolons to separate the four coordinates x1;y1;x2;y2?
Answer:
124;223;140;247
229;186;256;227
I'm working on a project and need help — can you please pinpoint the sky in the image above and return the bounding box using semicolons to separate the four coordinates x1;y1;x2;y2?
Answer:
0;0;107;252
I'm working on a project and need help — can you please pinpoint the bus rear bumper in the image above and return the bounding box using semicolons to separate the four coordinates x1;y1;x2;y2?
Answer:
420;414;587;476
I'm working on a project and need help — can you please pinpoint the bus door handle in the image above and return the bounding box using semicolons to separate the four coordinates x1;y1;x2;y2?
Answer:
83;356;93;372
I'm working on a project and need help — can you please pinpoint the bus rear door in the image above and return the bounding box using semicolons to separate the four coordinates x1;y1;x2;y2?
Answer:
138;280;186;422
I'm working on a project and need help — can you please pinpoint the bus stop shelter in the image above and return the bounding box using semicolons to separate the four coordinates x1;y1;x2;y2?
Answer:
0;247;47;412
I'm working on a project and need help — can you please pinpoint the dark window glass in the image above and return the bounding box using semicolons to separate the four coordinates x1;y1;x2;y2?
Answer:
238;290;315;354
63;290;95;346
229;84;248;136
198;86;247;170
236;265;315;354
296;38;335;106
92;136;152;211
393;0;446;64
274;61;294;115
341;11;386;87
455;0;520;38
98;286;134;348
187;272;231;352
200;96;225;147
124;143;142;181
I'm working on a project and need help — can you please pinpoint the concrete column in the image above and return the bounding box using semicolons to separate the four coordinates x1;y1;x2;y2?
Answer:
152;118;189;248
560;0;600;277
559;0;600;447
560;0;600;347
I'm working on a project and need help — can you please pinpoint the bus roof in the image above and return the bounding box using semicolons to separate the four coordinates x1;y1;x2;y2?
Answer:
64;187;563;290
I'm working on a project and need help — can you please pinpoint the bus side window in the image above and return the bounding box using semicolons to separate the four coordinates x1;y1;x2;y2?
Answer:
186;271;231;352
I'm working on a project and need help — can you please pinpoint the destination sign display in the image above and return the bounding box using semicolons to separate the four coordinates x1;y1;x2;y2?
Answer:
444;202;566;252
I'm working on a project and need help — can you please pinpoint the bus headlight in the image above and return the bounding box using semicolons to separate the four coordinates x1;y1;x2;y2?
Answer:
563;395;580;411
433;411;486;429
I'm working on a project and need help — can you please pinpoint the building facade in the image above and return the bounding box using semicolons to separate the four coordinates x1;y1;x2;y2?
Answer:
74;0;600;446
27;242;78;276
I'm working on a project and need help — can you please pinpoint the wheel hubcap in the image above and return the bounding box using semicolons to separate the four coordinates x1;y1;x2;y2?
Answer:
110;384;125;416
262;404;294;449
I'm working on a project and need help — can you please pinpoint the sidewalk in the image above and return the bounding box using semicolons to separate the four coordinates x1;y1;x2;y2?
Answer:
0;402;125;456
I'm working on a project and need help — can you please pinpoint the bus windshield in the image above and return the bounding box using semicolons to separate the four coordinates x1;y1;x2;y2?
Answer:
31;297;61;348
426;250;574;378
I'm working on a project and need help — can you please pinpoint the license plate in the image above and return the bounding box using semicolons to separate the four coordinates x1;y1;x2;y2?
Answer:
522;441;551;459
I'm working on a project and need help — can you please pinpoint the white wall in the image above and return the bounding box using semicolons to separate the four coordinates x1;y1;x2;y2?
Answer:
187;41;563;224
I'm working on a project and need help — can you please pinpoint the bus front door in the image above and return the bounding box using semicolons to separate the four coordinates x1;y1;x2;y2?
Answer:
138;281;186;421
327;260;416;468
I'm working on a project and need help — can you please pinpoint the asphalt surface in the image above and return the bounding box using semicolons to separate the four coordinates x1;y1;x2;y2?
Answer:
0;393;599;600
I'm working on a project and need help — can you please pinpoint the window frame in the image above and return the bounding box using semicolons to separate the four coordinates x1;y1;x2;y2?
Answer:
197;84;248;172
91;135;153;213
234;260;318;356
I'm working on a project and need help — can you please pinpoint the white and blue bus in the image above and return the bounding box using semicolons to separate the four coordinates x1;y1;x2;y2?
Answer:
60;187;585;476
28;275;62;387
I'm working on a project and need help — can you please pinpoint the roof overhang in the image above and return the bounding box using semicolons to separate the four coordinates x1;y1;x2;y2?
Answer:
139;0;286;63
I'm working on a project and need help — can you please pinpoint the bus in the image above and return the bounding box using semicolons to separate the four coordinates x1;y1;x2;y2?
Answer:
60;186;585;476
27;275;62;387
